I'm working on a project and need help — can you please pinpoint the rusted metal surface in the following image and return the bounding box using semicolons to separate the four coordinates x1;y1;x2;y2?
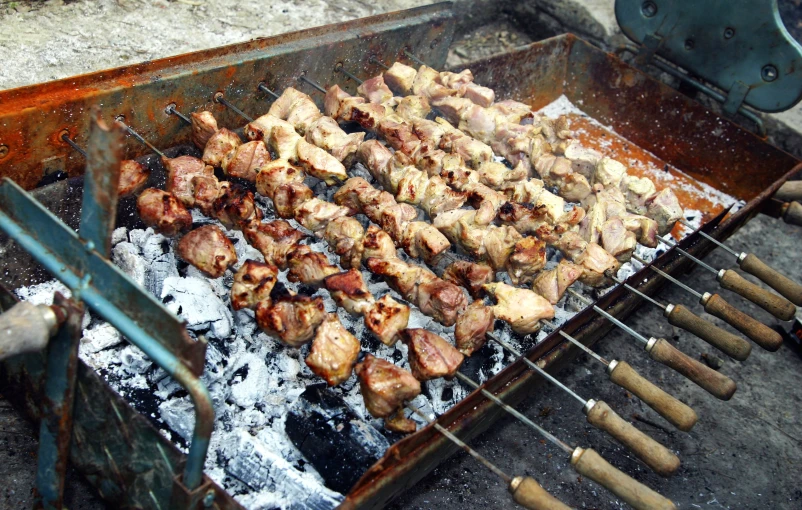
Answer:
33;292;82;510
0;2;455;190
79;109;125;257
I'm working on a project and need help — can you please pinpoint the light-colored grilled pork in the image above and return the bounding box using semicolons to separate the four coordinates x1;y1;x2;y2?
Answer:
255;159;305;200
363;294;410;346
230;260;278;311
190;175;225;216
401;329;464;380
286;247;339;287
221;140;270;182
244;220;306;270
118;159;150;197
164;155;214;207
305;313;361;386
383;62;418;95
357;75;394;104
136;188;192;237
202;128;241;168
442;260;495;299
532;259;583;305
190;111;219;150
323;269;374;315
322;217;365;269
255;294;326;347
355;354;421;419
483;282;554;335
177;225;238;278
212;184;263;230
455;301;494;356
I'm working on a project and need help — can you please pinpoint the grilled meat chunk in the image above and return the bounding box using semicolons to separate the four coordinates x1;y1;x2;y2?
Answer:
177;225;238;278
323;217;365;269
647;188;683;235
384;409;417;434
213;184;263;230
532;259;583;305
221;140;270;182
483;282;554;335
230;260;278;311
442;260;495;299
324;84;366;122
357;75;394;104
361;225;398;261
401;329;464;380
296;138;348;184
287;247;339;287
363;294;410;346
305;116;365;164
293;198;350;234
273;182;315;219
190;175;225;216
118;159;150;197
455;301;494;356
324;269;374;315
305;314;361;386
355;354;421;419
507;236;548;285
190;111;219;150
202;128;241;168
164;155;213;207
244;220;306;269
255;159;305;200
136;188;192;237
255;294;326;347
383;62;418;95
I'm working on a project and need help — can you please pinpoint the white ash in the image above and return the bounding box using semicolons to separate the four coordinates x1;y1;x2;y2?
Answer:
161;276;233;339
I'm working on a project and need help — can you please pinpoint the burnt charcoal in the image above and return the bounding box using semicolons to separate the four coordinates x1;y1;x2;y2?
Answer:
455;342;497;388
285;384;390;494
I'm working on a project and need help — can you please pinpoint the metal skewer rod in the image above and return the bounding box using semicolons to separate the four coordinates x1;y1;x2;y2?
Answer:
298;74;327;94
632;254;702;299
566;289;649;345
403;49;428;66
334;63;364;85
541;319;609;366
165;104;191;124
258;82;281;100
61;134;88;158
454;371;573;453
115;118;166;158
659;235;796;320
607;274;669;311
369;55;390;70
213;93;253;122
679;219;739;258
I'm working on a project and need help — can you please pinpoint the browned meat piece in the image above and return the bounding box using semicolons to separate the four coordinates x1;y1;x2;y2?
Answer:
363;294;410;346
455;301;494;356
575;242;620;287
118;160;149;197
136;188;192;237
395;95;431;122
272;182;315;219
532;259;583;305
647;188;683;235
305;313;361;386
355;354;421;419
296;139;348;184
255;294;326;347
164;155;213;207
190;111;218;149
212;184;263;230
230;260;278;311
305;116;365;165
324;84;367;122
357;75;394;104
483;282;554;335
351;103;392;131
177;225;238;278
442;260;495;299
221;140;271;182
293;198;350;234
323;217;365;269
356;139;394;174
255;159;305;200
202;128;241;168
399;221;452;263
383;62;418;95
384;409;416;433
378;116;421;154
401;329;464;380
361;225;398;261
244;220;306;269
190;175;225;216
286;247;339;287
323;269;374;315
460;83;495;108
268;87;311;121
416;273;469;327
507;236;548;285
365;257;418;300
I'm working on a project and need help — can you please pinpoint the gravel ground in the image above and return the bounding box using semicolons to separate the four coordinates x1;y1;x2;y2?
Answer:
2;1;802;510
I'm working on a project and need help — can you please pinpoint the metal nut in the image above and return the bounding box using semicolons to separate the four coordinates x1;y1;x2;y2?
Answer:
761;65;778;82
684;38;695;51
0;145;8;159
723;27;735;39
641;1;657;17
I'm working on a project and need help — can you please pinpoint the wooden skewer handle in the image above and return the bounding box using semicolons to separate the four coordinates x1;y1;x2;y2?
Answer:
584;400;680;477
646;338;737;400
702;293;784;351
571;447;676;510
738;253;802;306
775;181;802;202
717;269;796;321
509;476;573;510
783;201;802;226
665;304;751;361
608;360;698;432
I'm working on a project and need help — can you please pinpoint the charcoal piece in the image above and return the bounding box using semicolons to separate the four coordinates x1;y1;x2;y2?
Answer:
285;384;390;494
455;342;497;387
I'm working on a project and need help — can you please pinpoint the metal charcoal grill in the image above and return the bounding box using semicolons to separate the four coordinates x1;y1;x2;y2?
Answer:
0;2;800;509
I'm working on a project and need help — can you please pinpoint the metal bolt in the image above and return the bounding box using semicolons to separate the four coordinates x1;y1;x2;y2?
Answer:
761;64;778;82
641;1;657;17
684;38;695;51
430;38;440;49
203;489;215;507
723;27;735;39
0;145;7;159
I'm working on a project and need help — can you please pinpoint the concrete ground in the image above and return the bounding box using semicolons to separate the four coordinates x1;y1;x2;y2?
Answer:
2;1;802;509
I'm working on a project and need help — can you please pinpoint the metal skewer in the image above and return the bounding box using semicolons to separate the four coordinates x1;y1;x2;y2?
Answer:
679;219;802;306
369;55;390;70
298;74;327;94
334;63;364;85
403;49;428;67
115;118;166;158
258;82;281;101
632;254;783;351
566;288;736;401
486;332;679;476
213;92;253;122
606;272;751;361
659;235;796;321
165;104;191;124
61;134;88;158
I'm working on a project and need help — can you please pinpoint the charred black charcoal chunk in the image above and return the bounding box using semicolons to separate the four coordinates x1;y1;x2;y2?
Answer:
286;384;389;494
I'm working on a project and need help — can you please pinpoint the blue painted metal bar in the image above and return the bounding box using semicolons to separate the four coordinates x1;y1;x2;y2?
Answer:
79;109;124;257
0;177;213;490
34;294;81;510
